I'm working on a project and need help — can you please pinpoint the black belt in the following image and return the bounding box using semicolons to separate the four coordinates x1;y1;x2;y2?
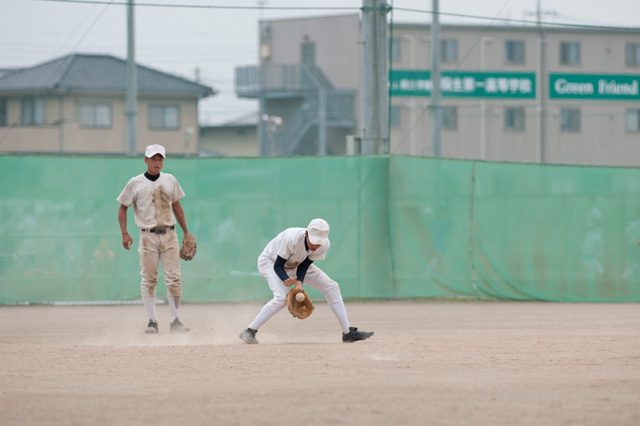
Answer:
141;226;175;234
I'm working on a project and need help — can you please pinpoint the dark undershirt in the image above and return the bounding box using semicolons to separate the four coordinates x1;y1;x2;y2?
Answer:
273;237;314;283
144;172;160;182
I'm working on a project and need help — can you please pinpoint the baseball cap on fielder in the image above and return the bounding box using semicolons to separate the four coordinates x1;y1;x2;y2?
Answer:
145;144;166;158
307;218;330;246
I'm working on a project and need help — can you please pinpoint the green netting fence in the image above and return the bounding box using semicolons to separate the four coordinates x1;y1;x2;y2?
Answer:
1;154;639;304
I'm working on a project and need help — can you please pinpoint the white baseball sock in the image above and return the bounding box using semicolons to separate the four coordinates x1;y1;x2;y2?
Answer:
167;296;180;322
142;295;156;321
329;300;351;334
249;303;279;330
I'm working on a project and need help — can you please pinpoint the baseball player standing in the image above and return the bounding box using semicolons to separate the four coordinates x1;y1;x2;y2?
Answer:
117;144;192;334
239;218;374;344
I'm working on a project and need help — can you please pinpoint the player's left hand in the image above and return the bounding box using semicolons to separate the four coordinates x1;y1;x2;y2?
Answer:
180;232;197;261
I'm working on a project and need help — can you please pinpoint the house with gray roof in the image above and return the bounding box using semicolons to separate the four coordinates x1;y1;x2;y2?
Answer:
0;54;215;155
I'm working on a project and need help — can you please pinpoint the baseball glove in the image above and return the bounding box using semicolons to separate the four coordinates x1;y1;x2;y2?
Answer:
287;288;315;319
179;233;197;261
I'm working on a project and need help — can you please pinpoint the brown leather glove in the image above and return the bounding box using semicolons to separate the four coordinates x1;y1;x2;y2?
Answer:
179;233;197;261
286;288;315;319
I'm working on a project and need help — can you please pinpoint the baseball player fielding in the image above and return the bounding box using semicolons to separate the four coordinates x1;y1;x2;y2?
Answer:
238;218;374;343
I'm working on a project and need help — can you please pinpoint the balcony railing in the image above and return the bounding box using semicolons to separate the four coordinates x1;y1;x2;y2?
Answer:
236;63;333;97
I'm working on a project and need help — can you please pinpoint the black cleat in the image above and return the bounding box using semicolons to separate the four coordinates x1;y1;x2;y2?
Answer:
239;328;259;344
145;319;159;334
342;326;374;343
170;317;190;334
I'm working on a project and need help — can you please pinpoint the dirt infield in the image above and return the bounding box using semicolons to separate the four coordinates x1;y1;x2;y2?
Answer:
1;301;638;426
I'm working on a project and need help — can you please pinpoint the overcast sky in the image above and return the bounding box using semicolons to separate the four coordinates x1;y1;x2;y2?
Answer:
1;0;639;125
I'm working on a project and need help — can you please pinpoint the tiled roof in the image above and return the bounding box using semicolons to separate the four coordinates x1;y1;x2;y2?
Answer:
0;54;215;97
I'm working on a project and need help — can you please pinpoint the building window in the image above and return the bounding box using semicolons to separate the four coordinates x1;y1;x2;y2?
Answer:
301;41;316;66
0;97;6;127
149;105;179;130
259;22;271;41
79;103;111;128
560;108;580;132
21;97;45;126
441;39;458;63
441;106;457;131
390;105;401;128
505;40;525;64
391;38;402;63
560;41;580;65
626;109;640;132
505;107;525;132
626;43;640;67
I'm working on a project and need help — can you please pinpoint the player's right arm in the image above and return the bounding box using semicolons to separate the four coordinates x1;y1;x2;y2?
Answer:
118;204;133;250
274;255;297;285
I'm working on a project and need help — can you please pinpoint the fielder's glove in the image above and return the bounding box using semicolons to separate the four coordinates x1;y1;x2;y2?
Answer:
287;288;315;319
180;233;197;261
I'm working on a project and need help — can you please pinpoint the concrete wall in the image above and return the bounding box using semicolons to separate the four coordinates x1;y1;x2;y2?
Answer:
199;125;258;157
262;14;362;130
387;25;640;165
263;16;640;165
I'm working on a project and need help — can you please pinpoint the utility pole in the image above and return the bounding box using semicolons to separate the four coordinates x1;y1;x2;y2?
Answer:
537;0;547;163
430;0;442;157
360;0;390;154
401;36;417;154
258;0;267;156
479;37;493;160
126;0;137;156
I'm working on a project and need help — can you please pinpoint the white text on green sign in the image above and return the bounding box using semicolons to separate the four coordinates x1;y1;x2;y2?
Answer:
390;70;536;99
550;74;640;100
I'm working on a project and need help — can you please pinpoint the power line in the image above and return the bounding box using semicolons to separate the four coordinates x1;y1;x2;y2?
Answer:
38;0;640;32
454;0;513;70
66;0;116;54
38;0;362;11
394;7;640;31
53;0;103;56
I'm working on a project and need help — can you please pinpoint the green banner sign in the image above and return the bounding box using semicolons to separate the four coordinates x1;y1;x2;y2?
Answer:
550;73;640;100
390;70;536;98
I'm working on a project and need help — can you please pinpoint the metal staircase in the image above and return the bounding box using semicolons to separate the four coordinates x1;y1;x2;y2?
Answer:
235;63;356;156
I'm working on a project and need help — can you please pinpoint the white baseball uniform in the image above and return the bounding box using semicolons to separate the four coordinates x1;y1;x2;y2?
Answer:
248;227;351;332
117;172;185;297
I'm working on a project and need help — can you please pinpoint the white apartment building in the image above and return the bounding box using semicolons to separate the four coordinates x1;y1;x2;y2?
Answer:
236;14;640;166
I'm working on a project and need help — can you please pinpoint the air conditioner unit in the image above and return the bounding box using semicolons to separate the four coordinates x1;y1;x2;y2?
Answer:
346;135;361;155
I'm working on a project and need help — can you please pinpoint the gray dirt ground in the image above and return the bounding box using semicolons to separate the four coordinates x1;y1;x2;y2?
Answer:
0;301;638;426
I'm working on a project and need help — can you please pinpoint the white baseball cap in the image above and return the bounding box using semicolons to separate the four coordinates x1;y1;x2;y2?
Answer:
145;144;166;158
307;218;330;245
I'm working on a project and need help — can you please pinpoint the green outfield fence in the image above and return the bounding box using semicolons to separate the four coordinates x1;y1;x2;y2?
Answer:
1;154;639;304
